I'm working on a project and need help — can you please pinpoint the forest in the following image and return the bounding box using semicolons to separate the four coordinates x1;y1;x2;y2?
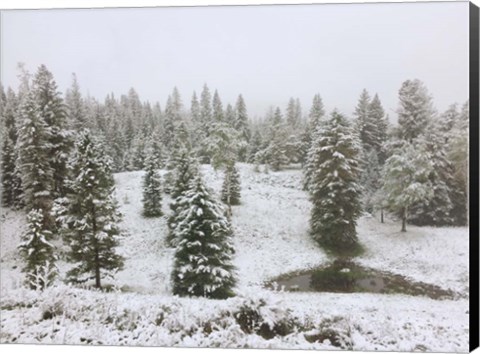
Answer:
0;64;470;350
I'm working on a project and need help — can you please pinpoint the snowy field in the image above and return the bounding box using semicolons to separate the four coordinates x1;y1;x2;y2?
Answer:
0;164;469;351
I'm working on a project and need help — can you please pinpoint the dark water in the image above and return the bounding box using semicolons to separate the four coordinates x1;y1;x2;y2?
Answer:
267;260;457;300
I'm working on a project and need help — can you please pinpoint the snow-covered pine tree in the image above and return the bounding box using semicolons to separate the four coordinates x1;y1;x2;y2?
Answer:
354;89;377;151
397;79;434;142
447;101;469;225
264;107;289;171
368;94;389;162
247;129;263;163
17;91;55;228
308;111;363;252
198;84;213;163
361;149;382;214
166;149;199;247
1;88;22;208
286;97;298;128
163;95;177;152
171;175;236;299
225;103;235;127
65;73;88;131
127;132;146;171
301;94;325;174
409;122;455;226
60;130;124;288
380;140;433;232
18;209;57;290
234;94;251;161
32;65;72;198
142;149;163;217
212;90;224;122
221;162;241;206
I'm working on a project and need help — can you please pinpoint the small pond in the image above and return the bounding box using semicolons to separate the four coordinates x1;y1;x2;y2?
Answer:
267;259;458;300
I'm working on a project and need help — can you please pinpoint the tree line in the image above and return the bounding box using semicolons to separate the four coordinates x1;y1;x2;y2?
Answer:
0;64;469;293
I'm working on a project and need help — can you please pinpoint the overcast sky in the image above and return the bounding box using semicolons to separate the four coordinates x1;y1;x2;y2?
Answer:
0;1;469;120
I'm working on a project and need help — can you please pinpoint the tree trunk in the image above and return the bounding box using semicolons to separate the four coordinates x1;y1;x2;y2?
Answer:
401;207;407;232
380;208;384;224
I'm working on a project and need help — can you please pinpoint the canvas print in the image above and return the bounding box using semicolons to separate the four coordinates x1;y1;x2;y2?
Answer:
0;1;476;352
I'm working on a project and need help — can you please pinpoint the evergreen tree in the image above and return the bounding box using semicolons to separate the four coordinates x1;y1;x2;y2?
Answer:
354;89;377;151
163;96;177;151
368;94;389;163
397;79;434;142
17;91;55;228
18;209;57;290
225;103;235;127
234;94;251;161
301;94;325;168
308;111;363;252
264;107;288;171
221;163;241;206
380;141;434;232
60;130;124;288
409;123;455;226
166;150;199;247
447;101;469;225
171;176;236;299
32;65;72;198
191;91;200;122
360;149;382;214
212;90;224;122
1;88;22;207
247;129;263;163
65;73;87;131
142;150;163;217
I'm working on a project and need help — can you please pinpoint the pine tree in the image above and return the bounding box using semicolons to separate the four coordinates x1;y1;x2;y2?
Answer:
225;103;235;127
1;88;22;207
17;91;55;228
18;209;57;290
447;101;469;225
301;94;325;169
60;130;124;288
409;123;455;226
32;65;72;198
221;163;241;206
308;111;363;252
234;95;251;161
360;149;381;214
247;129;263;163
380;140;434;232
264;107;288;171
368;94;389;163
191;91;200;122
171;176;236;299
65;73;87;131
142;151;163;217
166;150;199;247
212;90;224;122
354;89;377;151
163;96;177;151
397;79;433;142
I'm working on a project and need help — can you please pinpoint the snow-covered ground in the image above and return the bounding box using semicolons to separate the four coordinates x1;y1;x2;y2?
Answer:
0;164;469;351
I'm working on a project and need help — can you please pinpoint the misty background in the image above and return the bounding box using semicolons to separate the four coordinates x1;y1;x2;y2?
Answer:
0;1;469;119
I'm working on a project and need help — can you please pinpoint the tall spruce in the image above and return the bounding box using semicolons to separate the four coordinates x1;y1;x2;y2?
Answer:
65;73;87;131
17;91;55;228
212;90;224;122
1;89;22;207
171;176;236;299
142;150;163;217
60;130;124;288
234;95;251;161
221;162;241;206
32;65;71;198
308;111;363;252
380;141;433;232
397;79;433;142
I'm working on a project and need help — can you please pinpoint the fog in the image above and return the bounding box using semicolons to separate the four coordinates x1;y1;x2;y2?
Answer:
0;1;469;119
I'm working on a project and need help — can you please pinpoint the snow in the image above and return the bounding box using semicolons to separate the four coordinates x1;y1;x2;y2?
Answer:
0;164;470;350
